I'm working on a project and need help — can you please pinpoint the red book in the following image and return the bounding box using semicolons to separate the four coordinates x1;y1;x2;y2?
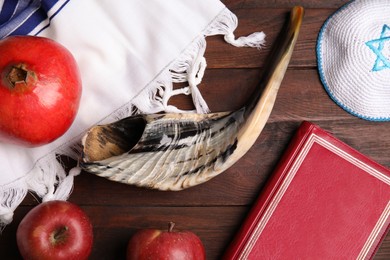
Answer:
223;121;390;259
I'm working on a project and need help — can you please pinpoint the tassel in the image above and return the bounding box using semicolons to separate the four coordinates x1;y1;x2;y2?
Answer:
0;187;28;229
170;38;210;114
187;56;209;113
204;8;266;49
42;167;81;202
224;31;266;48
132;8;266;115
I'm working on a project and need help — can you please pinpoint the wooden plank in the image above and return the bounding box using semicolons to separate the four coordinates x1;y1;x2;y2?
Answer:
66;120;390;205
16;69;390;207
377;235;390;259
3;205;389;260
171;68;343;117
229;0;348;9
18;122;389;209
0;205;248;260
204;8;336;69
3;1;390;260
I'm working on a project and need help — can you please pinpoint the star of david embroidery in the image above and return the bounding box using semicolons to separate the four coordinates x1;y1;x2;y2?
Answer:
365;24;390;72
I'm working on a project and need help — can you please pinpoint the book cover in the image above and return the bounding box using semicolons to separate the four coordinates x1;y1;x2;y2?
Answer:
223;121;390;259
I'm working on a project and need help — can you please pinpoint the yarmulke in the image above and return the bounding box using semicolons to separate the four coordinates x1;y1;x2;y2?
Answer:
317;0;390;121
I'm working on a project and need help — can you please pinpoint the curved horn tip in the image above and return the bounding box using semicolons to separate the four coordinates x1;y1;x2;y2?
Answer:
292;6;305;19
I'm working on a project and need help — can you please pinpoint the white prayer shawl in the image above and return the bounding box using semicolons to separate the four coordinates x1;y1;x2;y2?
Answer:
0;0;265;226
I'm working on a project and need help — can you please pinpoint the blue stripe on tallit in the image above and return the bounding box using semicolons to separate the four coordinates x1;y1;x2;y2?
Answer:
0;0;18;24
41;0;61;11
0;0;41;38
33;0;70;36
11;6;47;36
14;0;33;15
0;0;70;39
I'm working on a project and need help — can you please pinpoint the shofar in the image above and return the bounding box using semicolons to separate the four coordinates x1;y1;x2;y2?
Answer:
80;6;304;191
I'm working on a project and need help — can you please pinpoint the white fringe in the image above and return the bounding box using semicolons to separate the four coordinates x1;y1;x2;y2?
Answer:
0;7;265;227
0;185;27;228
170;37;210;113
134;7;266;114
205;9;266;49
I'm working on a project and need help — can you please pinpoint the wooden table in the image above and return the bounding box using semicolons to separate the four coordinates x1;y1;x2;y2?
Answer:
1;0;389;259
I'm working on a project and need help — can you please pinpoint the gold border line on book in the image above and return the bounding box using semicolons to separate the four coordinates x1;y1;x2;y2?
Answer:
239;133;313;259
239;133;390;259
357;201;390;260
314;136;390;185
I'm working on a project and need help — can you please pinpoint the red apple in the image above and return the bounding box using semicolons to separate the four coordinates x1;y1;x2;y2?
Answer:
16;200;93;260
0;35;82;147
127;222;206;260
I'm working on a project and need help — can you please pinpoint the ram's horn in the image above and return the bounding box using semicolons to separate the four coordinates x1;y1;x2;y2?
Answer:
80;6;304;190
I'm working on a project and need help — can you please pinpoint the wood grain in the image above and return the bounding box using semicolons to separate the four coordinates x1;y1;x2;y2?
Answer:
2;0;389;259
205;8;335;69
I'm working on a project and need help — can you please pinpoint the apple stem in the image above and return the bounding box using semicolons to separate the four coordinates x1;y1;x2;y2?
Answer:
168;222;175;232
51;226;69;245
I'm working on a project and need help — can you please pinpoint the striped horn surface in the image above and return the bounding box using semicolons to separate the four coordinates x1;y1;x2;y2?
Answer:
80;6;304;191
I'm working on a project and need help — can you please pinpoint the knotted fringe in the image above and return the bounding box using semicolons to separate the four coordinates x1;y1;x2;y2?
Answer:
171;38;209;113
133;7;266;114
205;9;266;49
0;186;27;229
0;140;82;229
0;7;265;227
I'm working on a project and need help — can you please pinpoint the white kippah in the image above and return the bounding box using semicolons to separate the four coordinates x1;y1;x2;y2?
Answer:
317;0;390;121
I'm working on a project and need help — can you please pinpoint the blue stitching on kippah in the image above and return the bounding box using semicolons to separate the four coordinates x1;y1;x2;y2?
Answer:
316;0;390;122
